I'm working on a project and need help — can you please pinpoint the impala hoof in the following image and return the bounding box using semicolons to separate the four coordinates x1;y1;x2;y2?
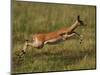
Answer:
21;50;26;54
25;40;29;42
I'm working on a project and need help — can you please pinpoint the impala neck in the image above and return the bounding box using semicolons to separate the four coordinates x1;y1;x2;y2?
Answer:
69;20;79;32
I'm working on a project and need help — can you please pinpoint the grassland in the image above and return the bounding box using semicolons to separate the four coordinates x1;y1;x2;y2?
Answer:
12;0;96;74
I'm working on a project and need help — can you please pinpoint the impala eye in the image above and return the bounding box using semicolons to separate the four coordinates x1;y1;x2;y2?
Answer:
25;40;29;42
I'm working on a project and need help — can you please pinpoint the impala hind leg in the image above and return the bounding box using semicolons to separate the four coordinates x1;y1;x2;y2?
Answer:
17;40;35;63
21;40;44;52
18;40;35;59
17;40;29;64
17;40;29;59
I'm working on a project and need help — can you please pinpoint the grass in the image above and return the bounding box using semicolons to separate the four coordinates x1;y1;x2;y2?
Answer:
12;0;96;74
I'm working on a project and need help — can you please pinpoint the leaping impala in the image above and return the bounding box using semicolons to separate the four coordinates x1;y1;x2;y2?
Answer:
18;15;85;57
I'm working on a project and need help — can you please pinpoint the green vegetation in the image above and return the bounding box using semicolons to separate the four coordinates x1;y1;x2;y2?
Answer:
12;0;96;74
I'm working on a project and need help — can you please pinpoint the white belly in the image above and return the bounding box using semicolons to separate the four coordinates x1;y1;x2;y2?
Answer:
44;37;62;44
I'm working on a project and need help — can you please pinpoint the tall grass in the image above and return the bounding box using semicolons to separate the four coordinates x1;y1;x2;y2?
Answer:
12;0;96;74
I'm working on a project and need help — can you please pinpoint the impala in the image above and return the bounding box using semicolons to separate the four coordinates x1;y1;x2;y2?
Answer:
18;15;84;57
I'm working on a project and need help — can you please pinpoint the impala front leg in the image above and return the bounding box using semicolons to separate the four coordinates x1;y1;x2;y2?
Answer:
73;32;83;44
62;33;76;40
62;32;83;44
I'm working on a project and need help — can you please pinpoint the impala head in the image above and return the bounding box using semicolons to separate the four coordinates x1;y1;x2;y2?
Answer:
77;15;85;26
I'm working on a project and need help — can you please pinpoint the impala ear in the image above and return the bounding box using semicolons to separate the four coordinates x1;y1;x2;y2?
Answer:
77;15;80;21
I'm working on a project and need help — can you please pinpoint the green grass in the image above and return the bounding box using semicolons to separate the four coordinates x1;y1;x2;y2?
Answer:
12;0;96;74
